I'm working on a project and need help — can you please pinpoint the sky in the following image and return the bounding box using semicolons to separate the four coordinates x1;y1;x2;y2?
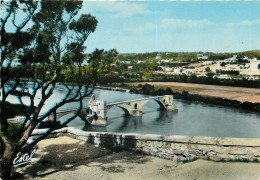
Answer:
2;1;260;54
77;1;260;54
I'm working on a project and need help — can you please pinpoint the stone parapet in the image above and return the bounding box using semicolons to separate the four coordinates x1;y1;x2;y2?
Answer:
32;127;260;162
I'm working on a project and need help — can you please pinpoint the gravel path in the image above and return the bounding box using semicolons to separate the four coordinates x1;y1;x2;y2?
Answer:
18;136;260;180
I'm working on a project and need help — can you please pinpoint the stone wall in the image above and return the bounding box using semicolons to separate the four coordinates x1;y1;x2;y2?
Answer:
32;127;260;162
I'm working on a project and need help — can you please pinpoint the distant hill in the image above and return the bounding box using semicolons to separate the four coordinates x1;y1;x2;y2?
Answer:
238;50;260;58
117;50;260;62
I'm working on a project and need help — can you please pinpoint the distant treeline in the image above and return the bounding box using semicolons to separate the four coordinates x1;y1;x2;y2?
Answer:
124;74;260;89
117;50;260;62
129;83;260;113
216;70;240;75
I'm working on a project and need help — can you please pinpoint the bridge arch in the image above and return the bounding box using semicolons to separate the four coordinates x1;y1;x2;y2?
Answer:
140;99;167;111
108;106;131;116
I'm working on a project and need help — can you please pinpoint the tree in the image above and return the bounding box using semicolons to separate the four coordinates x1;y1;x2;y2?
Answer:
205;67;211;73
101;49;118;66
0;1;98;179
143;69;153;79
150;61;159;71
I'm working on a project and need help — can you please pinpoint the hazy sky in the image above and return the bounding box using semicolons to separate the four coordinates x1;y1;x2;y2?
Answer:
79;1;260;54
2;1;260;54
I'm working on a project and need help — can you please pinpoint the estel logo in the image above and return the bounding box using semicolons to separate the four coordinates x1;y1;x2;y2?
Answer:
13;149;36;167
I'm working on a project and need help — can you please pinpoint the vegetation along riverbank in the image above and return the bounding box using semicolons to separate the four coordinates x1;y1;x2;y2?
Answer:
124;83;260;113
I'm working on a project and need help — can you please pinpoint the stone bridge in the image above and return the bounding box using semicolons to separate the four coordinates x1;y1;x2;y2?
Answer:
86;94;177;126
8;94;177;127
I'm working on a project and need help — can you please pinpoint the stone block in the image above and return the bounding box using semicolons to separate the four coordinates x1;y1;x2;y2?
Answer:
210;151;218;156
163;135;190;143
173;155;179;163
229;147;247;155
173;150;183;155
190;137;219;145
240;155;249;161
251;148;260;156
209;156;222;161
223;149;230;154
218;153;234;160
203;151;207;156
220;138;260;147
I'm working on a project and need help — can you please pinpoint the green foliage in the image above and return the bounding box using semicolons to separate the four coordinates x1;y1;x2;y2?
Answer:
101;49;119;66
150;61;159;70
205;67;211;72
7;123;23;142
217;70;240;75
0;101;32;119
143;70;153;79
165;88;173;95
1;1;100;179
69;14;98;36
122;72;260;89
38;120;61;129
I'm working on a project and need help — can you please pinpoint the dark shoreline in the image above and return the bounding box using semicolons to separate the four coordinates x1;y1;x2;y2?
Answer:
102;83;260;113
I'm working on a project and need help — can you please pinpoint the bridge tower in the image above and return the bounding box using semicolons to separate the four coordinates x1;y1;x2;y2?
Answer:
86;94;107;126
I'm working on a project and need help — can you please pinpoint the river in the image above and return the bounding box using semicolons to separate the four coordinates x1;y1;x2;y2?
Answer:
6;86;260;138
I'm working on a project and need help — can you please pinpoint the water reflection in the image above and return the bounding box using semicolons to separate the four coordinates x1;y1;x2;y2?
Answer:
82;124;107;132
152;110;178;122
5;86;260;138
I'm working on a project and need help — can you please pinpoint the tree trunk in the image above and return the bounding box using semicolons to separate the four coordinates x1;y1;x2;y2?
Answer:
0;138;18;180
0;152;15;180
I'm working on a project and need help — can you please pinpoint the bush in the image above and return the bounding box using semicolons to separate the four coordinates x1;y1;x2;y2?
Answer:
7;122;23;141
0;101;34;118
38;120;61;129
165;88;173;95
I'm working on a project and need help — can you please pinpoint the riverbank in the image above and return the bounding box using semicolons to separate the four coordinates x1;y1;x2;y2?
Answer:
126;82;260;112
96;85;130;92
17;136;260;180
131;82;260;103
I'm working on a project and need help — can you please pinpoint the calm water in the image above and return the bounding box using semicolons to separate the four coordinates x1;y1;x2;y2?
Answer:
6;86;260;138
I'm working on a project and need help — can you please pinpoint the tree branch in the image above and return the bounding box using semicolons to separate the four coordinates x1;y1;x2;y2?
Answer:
21;98;83;152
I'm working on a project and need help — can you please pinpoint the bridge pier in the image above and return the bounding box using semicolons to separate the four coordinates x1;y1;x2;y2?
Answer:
90;118;107;126
131;109;142;116
166;103;178;111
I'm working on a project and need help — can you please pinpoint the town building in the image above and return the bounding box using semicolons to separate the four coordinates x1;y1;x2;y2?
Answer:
155;54;161;60
197;54;209;60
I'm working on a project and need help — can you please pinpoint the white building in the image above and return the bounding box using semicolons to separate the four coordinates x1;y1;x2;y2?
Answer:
197;54;209;60
173;68;182;74
122;61;131;64
249;58;260;71
165;67;173;72
183;69;196;75
217;74;229;79
156;54;161;60
160;59;172;63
